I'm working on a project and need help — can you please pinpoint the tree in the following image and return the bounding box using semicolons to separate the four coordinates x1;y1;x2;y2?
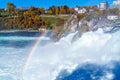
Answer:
47;9;52;15
60;6;66;14
64;5;69;14
51;6;55;14
30;6;37;11
77;13;86;20
7;2;16;12
39;8;45;14
55;7;59;15
108;8;119;15
69;8;75;14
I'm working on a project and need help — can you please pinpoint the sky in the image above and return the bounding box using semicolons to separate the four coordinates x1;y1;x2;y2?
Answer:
0;0;114;9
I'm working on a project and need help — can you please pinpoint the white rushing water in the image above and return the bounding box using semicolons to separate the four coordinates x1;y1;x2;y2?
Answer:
0;35;50;80
23;28;120;80
0;36;50;41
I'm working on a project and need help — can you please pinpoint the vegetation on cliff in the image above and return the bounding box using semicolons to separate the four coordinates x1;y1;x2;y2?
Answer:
0;2;74;30
0;2;120;33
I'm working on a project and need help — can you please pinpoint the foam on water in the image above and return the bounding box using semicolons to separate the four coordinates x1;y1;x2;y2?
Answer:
23;28;120;80
0;34;50;80
0;36;50;41
0;46;27;80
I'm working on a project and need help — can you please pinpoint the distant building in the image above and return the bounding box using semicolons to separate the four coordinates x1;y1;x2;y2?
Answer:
0;8;5;12
45;10;48;14
98;1;109;10
113;0;120;9
78;8;87;14
75;7;87;14
39;26;47;32
18;7;29;10
74;7;78;12
89;9;94;12
107;15;119;20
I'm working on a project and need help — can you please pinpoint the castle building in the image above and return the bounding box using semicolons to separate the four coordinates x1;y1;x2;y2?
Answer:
75;7;87;14
113;0;120;9
98;1;109;10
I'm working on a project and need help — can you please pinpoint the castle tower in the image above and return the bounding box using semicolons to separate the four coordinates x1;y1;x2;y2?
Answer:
98;1;109;10
113;0;120;9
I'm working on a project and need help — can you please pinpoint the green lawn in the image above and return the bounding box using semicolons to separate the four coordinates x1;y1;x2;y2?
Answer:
41;15;70;26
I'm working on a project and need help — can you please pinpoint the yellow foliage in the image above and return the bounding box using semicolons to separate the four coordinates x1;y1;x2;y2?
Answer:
77;13;86;20
55;7;59;15
47;10;52;15
23;11;30;16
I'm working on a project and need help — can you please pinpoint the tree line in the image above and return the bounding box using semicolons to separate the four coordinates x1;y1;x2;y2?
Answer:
0;2;119;30
0;2;76;17
0;2;76;30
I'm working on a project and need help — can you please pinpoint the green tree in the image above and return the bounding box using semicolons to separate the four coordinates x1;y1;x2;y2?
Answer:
64;5;69;14
51;6;55;14
39;8;45;14
7;2;16;12
108;8;119;15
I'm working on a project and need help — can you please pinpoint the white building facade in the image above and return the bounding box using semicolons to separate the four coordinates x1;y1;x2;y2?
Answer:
98;1;109;10
78;8;87;14
107;15;119;20
75;7;87;14
113;0;120;9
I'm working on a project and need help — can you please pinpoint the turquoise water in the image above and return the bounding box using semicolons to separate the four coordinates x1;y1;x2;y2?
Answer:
0;32;49;80
0;29;120;80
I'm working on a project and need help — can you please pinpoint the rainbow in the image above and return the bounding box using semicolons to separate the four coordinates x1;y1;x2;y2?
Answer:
22;31;48;80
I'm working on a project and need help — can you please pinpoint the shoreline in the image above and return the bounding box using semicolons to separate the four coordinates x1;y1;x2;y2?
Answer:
0;29;44;33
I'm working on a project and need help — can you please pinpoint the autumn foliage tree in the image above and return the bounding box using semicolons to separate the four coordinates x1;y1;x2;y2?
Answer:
77;13;86;20
47;5;71;15
6;2;16;16
60;6;66;14
55;7;60;15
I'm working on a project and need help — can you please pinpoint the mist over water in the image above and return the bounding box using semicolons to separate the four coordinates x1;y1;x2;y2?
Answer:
23;28;120;80
0;28;120;80
0;32;49;80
